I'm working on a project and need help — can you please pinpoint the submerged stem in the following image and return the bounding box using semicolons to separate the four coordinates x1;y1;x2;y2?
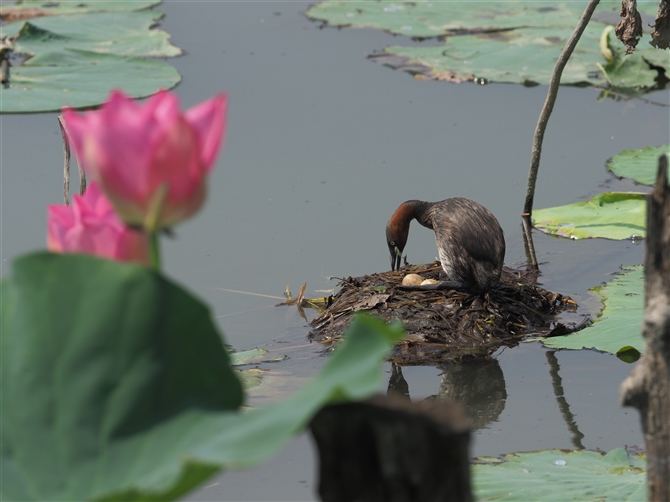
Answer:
546;351;585;450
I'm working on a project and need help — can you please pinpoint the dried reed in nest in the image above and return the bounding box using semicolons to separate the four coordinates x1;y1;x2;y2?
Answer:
309;262;582;364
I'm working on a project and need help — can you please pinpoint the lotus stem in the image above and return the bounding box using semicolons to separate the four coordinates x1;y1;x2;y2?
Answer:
522;0;601;268
149;231;161;270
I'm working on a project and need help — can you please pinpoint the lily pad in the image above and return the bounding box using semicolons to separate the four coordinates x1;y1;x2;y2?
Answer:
7;11;182;58
2;252;404;501
230;348;269;366
2;49;181;113
3;0;161;16
532;192;646;240
307;1;659;38
1;5;182;113
607;145;670;185
231;348;289;391
236;368;266;391
306;1;667;88
386;25;607;86
473;448;645;500
542;266;644;355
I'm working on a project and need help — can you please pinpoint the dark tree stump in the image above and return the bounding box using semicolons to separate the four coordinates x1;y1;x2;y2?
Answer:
309;395;472;502
620;154;670;501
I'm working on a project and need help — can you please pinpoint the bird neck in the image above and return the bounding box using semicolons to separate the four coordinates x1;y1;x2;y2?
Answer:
404;200;434;229
389;200;432;237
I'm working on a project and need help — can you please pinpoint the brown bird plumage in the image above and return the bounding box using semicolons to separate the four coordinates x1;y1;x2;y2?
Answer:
386;198;505;293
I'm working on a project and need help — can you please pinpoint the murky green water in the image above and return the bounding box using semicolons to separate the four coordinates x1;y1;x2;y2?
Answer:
2;1;668;500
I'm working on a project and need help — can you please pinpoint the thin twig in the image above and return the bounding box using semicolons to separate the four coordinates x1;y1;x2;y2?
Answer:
211;287;285;300
522;0;601;268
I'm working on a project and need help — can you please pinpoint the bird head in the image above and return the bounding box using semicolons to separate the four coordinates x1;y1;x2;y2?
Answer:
386;222;407;272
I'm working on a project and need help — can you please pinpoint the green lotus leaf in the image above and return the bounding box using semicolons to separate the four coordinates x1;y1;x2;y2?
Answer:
2;49;181;113
6;11;182;58
607;145;670;185
306;0;665;88
532;192;646;240
473;448;646;501
2;252;403;501
542;266;644;355
4;0;161;15
1;5;182;113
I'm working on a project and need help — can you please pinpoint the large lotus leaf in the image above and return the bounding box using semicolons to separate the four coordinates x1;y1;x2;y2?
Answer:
607;145;670;185
1;49;181;113
1;252;243;500
308;2;582;38
306;1;663;88
473;448;645;501
1;252;404;501
599;48;664;88
543;266;644;355
306;1;659;37
532;192;646;240
6;11;182;58
0;4;182;113
385;27;662;87
640;46;670;72
2;0;160;16
387;25;605;86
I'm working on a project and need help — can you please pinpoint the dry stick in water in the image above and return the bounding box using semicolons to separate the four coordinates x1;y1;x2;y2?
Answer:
58;114;87;205
77;152;86;196
521;0;602;269
58;116;71;205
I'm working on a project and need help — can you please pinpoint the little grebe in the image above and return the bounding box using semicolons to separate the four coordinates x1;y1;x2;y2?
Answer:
386;198;505;292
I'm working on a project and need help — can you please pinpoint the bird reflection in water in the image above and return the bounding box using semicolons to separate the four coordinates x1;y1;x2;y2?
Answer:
387;360;507;430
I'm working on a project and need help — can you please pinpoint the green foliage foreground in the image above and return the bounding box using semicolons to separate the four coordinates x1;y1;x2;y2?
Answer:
1;252;404;501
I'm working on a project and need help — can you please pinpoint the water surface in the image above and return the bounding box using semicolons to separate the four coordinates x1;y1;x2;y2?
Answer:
1;1;668;500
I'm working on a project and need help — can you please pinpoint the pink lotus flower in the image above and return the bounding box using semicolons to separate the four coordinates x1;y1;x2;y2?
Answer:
62;90;227;230
47;182;150;264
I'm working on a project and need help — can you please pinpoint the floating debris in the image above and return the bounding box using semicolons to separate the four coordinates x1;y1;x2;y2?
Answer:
309;262;581;364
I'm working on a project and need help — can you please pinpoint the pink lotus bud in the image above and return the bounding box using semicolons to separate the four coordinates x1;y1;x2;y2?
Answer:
62;90;227;230
47;182;150;265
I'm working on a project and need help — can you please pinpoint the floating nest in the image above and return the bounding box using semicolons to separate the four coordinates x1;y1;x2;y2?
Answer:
309;262;582;364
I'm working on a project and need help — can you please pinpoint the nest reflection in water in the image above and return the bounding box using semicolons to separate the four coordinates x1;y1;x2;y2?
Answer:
309;262;580;364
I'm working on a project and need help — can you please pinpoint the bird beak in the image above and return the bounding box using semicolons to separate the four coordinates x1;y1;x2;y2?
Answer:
391;246;402;271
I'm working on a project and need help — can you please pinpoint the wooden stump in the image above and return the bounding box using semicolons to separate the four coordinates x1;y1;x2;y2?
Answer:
620;154;670;501
309;395;472;502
